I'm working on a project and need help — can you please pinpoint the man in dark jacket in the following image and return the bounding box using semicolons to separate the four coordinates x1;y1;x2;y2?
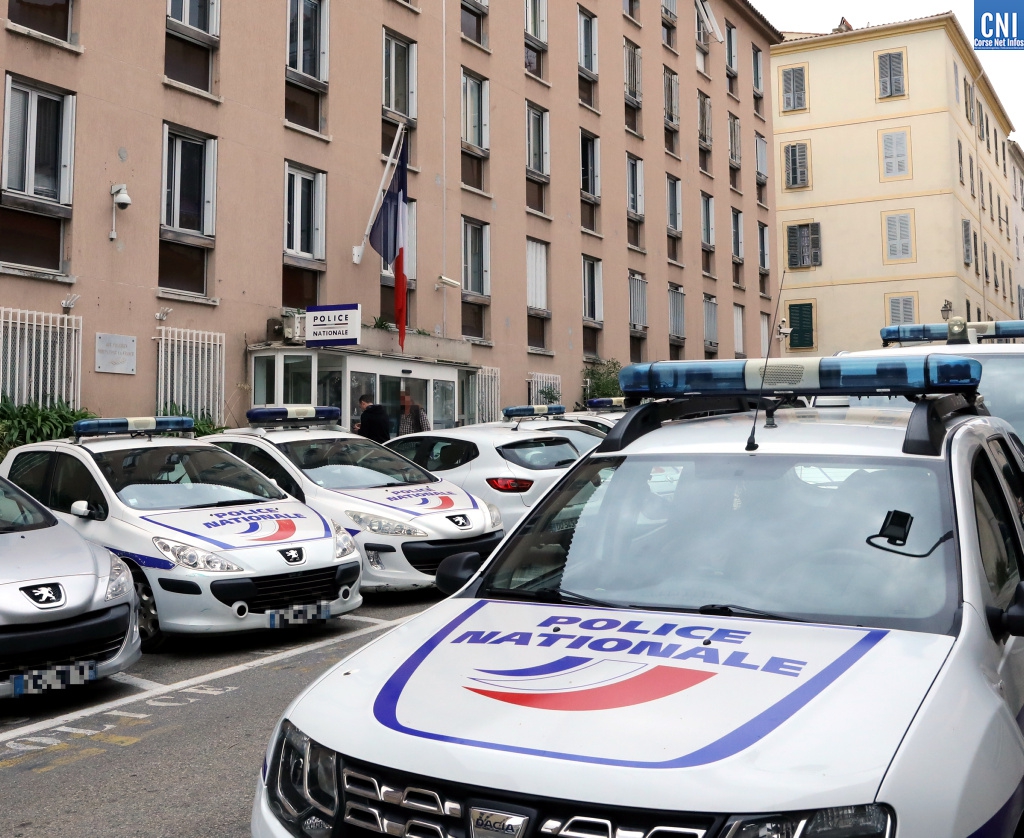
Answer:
356;395;391;443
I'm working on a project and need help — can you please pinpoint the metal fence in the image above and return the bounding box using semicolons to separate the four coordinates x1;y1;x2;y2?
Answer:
629;272;648;328
476;366;501;423
0;307;82;407
668;287;685;338
528;372;562;406
156;327;226;423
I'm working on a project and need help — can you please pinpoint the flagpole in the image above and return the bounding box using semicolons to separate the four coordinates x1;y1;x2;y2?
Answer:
352;123;406;264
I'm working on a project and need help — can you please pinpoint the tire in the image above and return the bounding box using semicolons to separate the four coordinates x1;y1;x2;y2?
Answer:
132;568;166;652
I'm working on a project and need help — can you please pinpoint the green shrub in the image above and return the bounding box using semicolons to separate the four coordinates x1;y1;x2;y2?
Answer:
581;359;623;402
160;403;227;437
0;397;97;460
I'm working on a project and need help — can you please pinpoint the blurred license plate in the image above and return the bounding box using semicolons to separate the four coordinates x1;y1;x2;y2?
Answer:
13;661;97;696
266;601;331;628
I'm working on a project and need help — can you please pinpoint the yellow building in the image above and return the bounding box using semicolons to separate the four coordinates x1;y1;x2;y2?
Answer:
770;14;1017;356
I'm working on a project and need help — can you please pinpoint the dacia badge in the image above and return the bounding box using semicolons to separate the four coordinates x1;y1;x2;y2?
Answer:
470;809;529;838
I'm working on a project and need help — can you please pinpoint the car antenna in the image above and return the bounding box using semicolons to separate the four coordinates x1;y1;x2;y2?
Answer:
745;270;787;452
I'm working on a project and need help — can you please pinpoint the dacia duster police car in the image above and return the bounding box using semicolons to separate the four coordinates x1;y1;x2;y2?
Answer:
206;408;503;593
0;417;361;650
253;355;1024;838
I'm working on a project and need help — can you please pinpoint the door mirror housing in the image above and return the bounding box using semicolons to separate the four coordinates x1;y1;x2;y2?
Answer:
435;551;484;596
69;500;106;521
987;581;1024;637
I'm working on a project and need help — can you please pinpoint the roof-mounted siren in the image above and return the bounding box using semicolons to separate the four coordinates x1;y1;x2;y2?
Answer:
619;355;982;399
73;416;195;440
502;405;566;419
246;406;342;428
880;317;1024;346
586;397;626;410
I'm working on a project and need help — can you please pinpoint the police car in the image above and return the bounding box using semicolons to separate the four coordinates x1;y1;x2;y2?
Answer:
0;417;362;650
481;405;607;455
0;475;140;697
561;398;631;431
206;408;504;593
253;354;1024;838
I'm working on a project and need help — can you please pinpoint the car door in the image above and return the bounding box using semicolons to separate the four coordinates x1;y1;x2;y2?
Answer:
972;444;1024;719
215;440;305;502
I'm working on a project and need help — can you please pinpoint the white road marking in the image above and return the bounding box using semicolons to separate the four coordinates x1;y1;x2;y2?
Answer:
0;617;405;745
109;672;166;691
339;614;387;624
103;711;150;719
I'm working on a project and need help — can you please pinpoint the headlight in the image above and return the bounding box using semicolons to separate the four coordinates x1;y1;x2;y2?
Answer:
152;537;242;572
266;720;338;838
345;510;428;538
486;502;502;528
105;553;133;601
330;520;358;559
729;805;892;838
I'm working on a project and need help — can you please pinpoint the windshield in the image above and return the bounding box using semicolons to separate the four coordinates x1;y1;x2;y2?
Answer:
92;446;286;511
498;437;580;471
0;477;54;533
277;438;435;490
481;454;958;634
543;426;604;453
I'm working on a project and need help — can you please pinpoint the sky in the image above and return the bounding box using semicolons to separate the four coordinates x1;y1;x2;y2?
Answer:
752;0;1023;137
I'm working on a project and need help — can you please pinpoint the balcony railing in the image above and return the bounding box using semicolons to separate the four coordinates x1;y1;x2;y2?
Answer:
624;42;642;103
668;288;685;338
629;273;648;328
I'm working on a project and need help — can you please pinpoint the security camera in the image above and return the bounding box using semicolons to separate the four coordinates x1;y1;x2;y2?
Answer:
436;275;461;289
111;184;132;210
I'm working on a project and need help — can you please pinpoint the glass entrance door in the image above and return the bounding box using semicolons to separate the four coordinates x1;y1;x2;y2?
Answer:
381;376;429;437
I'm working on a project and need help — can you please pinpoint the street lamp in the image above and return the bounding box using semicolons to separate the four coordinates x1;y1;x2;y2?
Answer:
940;300;953;321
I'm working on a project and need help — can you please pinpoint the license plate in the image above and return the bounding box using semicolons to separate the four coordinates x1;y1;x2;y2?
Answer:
13;661;97;696
266;601;332;628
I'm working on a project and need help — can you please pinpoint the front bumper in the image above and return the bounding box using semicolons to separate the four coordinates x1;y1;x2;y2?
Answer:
145;560;362;634
0;601;141;698
252;784;294;838
358;530;503;592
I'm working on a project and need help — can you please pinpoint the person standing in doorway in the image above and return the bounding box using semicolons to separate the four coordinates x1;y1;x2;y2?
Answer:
356;395;391;444
397;391;430;436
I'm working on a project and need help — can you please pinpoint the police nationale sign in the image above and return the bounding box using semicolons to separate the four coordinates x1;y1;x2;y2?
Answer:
975;1;1024;49
305;304;361;347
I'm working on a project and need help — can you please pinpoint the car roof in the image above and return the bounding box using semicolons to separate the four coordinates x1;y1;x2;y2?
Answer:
211;427;363;444
386;426;576;446
55;435;221;454
847;343;1024;357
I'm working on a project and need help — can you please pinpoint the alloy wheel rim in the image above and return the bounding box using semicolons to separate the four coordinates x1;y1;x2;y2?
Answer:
135;578;160;641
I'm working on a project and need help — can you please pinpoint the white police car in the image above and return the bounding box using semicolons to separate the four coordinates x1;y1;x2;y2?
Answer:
206;408;504;593
0;417;361;650
481;405;607;455
253;354;1024;838
0;475;141;697
562;398;631;431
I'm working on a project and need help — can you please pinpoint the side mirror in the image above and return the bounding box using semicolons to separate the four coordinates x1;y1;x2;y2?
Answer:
435;551;484;596
988;582;1024;637
69;500;91;518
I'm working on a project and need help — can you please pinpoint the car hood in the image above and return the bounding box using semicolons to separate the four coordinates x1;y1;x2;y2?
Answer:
290;599;954;813
0;519;100;585
132;500;332;551
324;480;481;522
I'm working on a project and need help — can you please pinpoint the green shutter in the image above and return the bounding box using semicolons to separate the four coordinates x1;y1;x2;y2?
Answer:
788;302;814;349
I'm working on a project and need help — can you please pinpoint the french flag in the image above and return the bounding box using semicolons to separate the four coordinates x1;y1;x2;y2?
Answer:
369;136;409;350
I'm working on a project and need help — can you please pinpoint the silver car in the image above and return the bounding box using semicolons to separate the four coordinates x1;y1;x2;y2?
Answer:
0;475;141;698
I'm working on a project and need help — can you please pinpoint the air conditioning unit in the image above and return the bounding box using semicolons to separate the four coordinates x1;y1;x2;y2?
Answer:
282;311;306;344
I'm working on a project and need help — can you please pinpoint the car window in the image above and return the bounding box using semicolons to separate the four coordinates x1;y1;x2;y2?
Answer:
8;451;52;503
91;445;286;511
974;356;1024;438
989;438;1024;533
276;438;435;490
498;437;579;471
0;477;54;533
51;453;108;518
973;451;1023;611
482;453;958;634
545;427;603;453
215;441;304;501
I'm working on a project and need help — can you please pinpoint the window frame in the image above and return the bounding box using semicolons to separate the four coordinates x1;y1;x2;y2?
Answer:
700;192;714;248
383;29;417;119
626;154;645;217
582;255;603;323
462;69;490;151
879;128;912;181
783;141;810;190
526;238;549;313
757;222;769;272
526;0;548;43
731;208;743;260
578;6;598;74
779;64;807;113
285;0;329;83
526;102;550;176
752;45;763;94
787;300;815;350
581;130;601;197
461;216;490;296
882;210;915;265
875;48;908;100
666;174;682;232
168;0;220;36
161;124;217;237
283;162;326;261
786;222;821;269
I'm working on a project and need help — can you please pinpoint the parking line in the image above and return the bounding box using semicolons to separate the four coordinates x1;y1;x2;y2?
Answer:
338;614;387;624
0;617;405;745
109;672;166;691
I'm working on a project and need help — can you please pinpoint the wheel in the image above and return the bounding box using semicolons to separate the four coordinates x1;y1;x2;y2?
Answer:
132;568;166;652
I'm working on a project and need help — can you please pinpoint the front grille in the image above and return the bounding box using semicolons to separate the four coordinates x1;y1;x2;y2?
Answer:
401;531;505;576
336;757;722;838
248;567;340;614
0;605;130;682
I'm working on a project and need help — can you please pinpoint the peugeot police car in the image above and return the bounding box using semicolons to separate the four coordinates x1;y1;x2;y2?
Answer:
254;355;1024;838
0;475;141;697
0;417;362;650
206;407;503;592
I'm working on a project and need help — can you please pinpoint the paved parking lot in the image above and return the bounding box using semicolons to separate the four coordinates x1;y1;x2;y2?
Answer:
0;589;444;838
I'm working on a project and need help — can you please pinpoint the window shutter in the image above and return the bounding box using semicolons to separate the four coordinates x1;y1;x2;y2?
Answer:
878;53;891;98
577;9;585;66
738;213;744;258
890;52;904;96
963;219;973;264
885;215;899;259
809;222;822;266
526;240;548;310
793;67;805;109
481;80;490;149
542;110;550;175
734;304;744;355
319;0;329;80
788;303;813;349
898;213;912;258
796;143;808;186
954;61;959;101
782;68;794;111
894;132;908;175
160;123;170;226
482;223;491;295
203;138;217;236
1;75;16;192
756;135;767;178
636;159;644;215
787;225;799;268
59;93;76;205
313;172;326;260
888;296;902;324
591;14;598;73
593;137;601;196
882;132;895;176
784;144;793;187
408;43;418;118
595;260;604;322
708;196;714;246
406;200;417;278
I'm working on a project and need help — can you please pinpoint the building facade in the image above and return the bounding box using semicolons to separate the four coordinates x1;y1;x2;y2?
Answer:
1009;139;1024;316
0;0;780;429
771;14;1017;357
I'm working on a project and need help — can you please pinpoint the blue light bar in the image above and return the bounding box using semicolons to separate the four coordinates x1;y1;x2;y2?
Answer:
502;405;566;418
587;398;626;409
619;356;982;398
881;320;1024;343
246;406;341;425
73;416;195;437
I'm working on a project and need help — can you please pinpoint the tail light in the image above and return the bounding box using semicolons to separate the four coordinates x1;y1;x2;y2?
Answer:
486;477;535;493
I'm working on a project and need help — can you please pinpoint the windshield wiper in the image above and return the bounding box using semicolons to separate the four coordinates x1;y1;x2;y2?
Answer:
487;586;623;609
698;603;807;622
179;498;267;510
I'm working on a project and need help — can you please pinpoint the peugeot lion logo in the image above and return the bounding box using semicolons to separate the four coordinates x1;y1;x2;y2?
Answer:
21;583;66;609
470;809;529;838
447;514;471;529
279;547;305;565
